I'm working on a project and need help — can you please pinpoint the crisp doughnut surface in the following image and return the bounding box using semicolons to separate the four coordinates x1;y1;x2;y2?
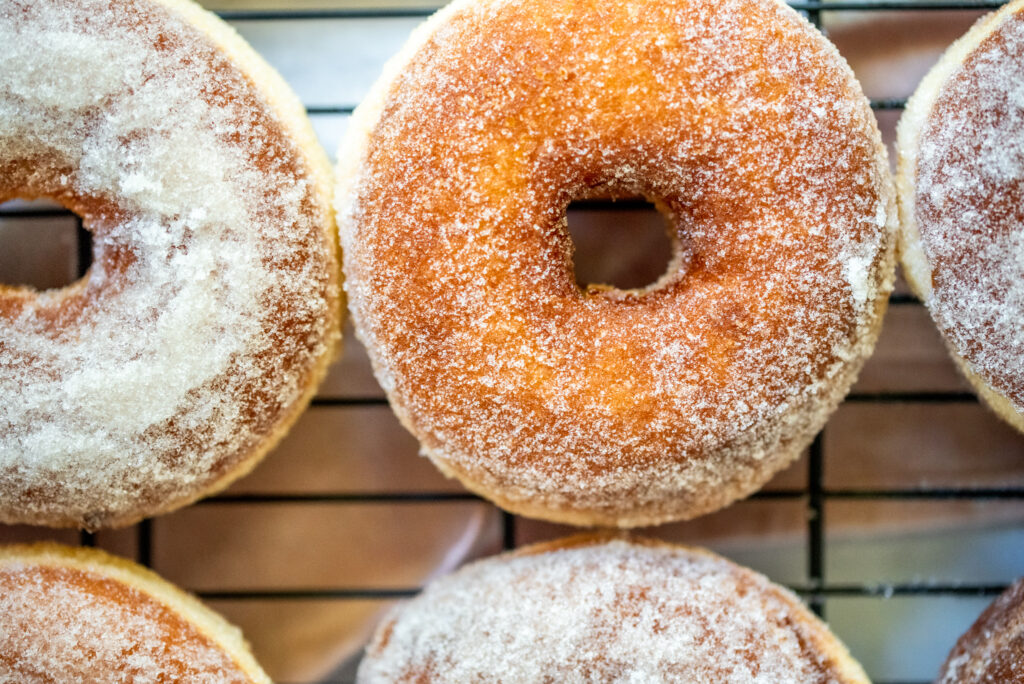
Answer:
357;536;869;683
937;578;1024;683
338;0;895;526
897;0;1024;433
0;543;270;683
0;0;341;529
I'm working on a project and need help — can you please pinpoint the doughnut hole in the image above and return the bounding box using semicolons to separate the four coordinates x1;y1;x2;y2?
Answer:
0;198;92;292
566;197;678;294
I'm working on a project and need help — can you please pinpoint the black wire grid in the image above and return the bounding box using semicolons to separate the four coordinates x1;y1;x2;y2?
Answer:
0;2;1019;683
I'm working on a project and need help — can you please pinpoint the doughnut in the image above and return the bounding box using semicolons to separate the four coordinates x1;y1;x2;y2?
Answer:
0;0;342;529
337;0;896;526
896;0;1024;434
357;535;869;683
0;542;270;682
937;578;1024;683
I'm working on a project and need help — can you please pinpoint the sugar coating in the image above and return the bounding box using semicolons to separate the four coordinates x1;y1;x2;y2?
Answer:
937;578;1024;683
358;539;868;683
0;0;338;528
0;560;255;682
900;2;1024;418
338;0;896;525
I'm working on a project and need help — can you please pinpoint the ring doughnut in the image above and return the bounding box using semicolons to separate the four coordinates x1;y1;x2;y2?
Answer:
0;543;270;683
897;0;1024;434
0;0;341;529
937;577;1024;683
338;0;896;526
357;535;869;683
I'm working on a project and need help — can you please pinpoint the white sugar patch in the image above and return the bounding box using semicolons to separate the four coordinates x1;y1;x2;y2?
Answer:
358;540;862;683
0;0;335;527
911;6;1024;411
845;255;871;305
0;565;251;683
842;226;885;309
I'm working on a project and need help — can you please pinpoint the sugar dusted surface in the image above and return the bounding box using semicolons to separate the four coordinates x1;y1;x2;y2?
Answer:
0;0;338;528
339;0;895;525
357;539;866;683
938;577;1024;683
904;3;1024;416
0;559;254;682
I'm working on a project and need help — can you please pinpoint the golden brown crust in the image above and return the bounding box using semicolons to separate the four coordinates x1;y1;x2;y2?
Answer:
358;535;870;683
0;0;342;529
339;0;896;527
0;543;270;683
937;578;1024;683
896;0;1024;435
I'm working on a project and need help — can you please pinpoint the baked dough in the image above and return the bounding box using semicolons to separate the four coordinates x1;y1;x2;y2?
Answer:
0;0;342;529
0;543;270;683
897;0;1024;434
358;535;870;683
338;0;896;526
937;577;1024;683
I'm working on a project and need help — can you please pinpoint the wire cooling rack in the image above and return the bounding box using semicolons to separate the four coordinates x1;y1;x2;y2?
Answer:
3;1;1024;682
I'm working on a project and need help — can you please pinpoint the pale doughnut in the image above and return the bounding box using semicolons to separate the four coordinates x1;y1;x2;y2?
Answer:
897;0;1024;434
0;543;270;683
0;0;342;529
337;0;896;526
357;535;870;683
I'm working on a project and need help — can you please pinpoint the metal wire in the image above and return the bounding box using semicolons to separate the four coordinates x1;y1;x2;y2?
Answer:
209;0;1005;21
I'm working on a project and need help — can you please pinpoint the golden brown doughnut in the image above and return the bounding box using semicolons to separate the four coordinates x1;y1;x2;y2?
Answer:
937;578;1024;683
337;0;896;527
0;543;270;683
897;0;1024;434
0;0;342;529
357;535;869;683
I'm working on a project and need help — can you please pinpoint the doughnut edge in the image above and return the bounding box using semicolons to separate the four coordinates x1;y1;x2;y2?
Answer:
518;535;872;684
0;542;272;683
360;534;871;684
335;0;484;502
936;577;1024;683
896;0;1024;436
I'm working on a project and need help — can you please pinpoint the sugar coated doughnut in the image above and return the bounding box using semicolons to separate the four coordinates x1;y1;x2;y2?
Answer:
338;0;896;526
0;0;342;529
937;578;1024;683
897;0;1024;434
0;543;270;683
357;535;869;683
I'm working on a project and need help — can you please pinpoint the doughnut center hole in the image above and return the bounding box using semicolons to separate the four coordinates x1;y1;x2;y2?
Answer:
0;198;92;291
566;197;675;292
